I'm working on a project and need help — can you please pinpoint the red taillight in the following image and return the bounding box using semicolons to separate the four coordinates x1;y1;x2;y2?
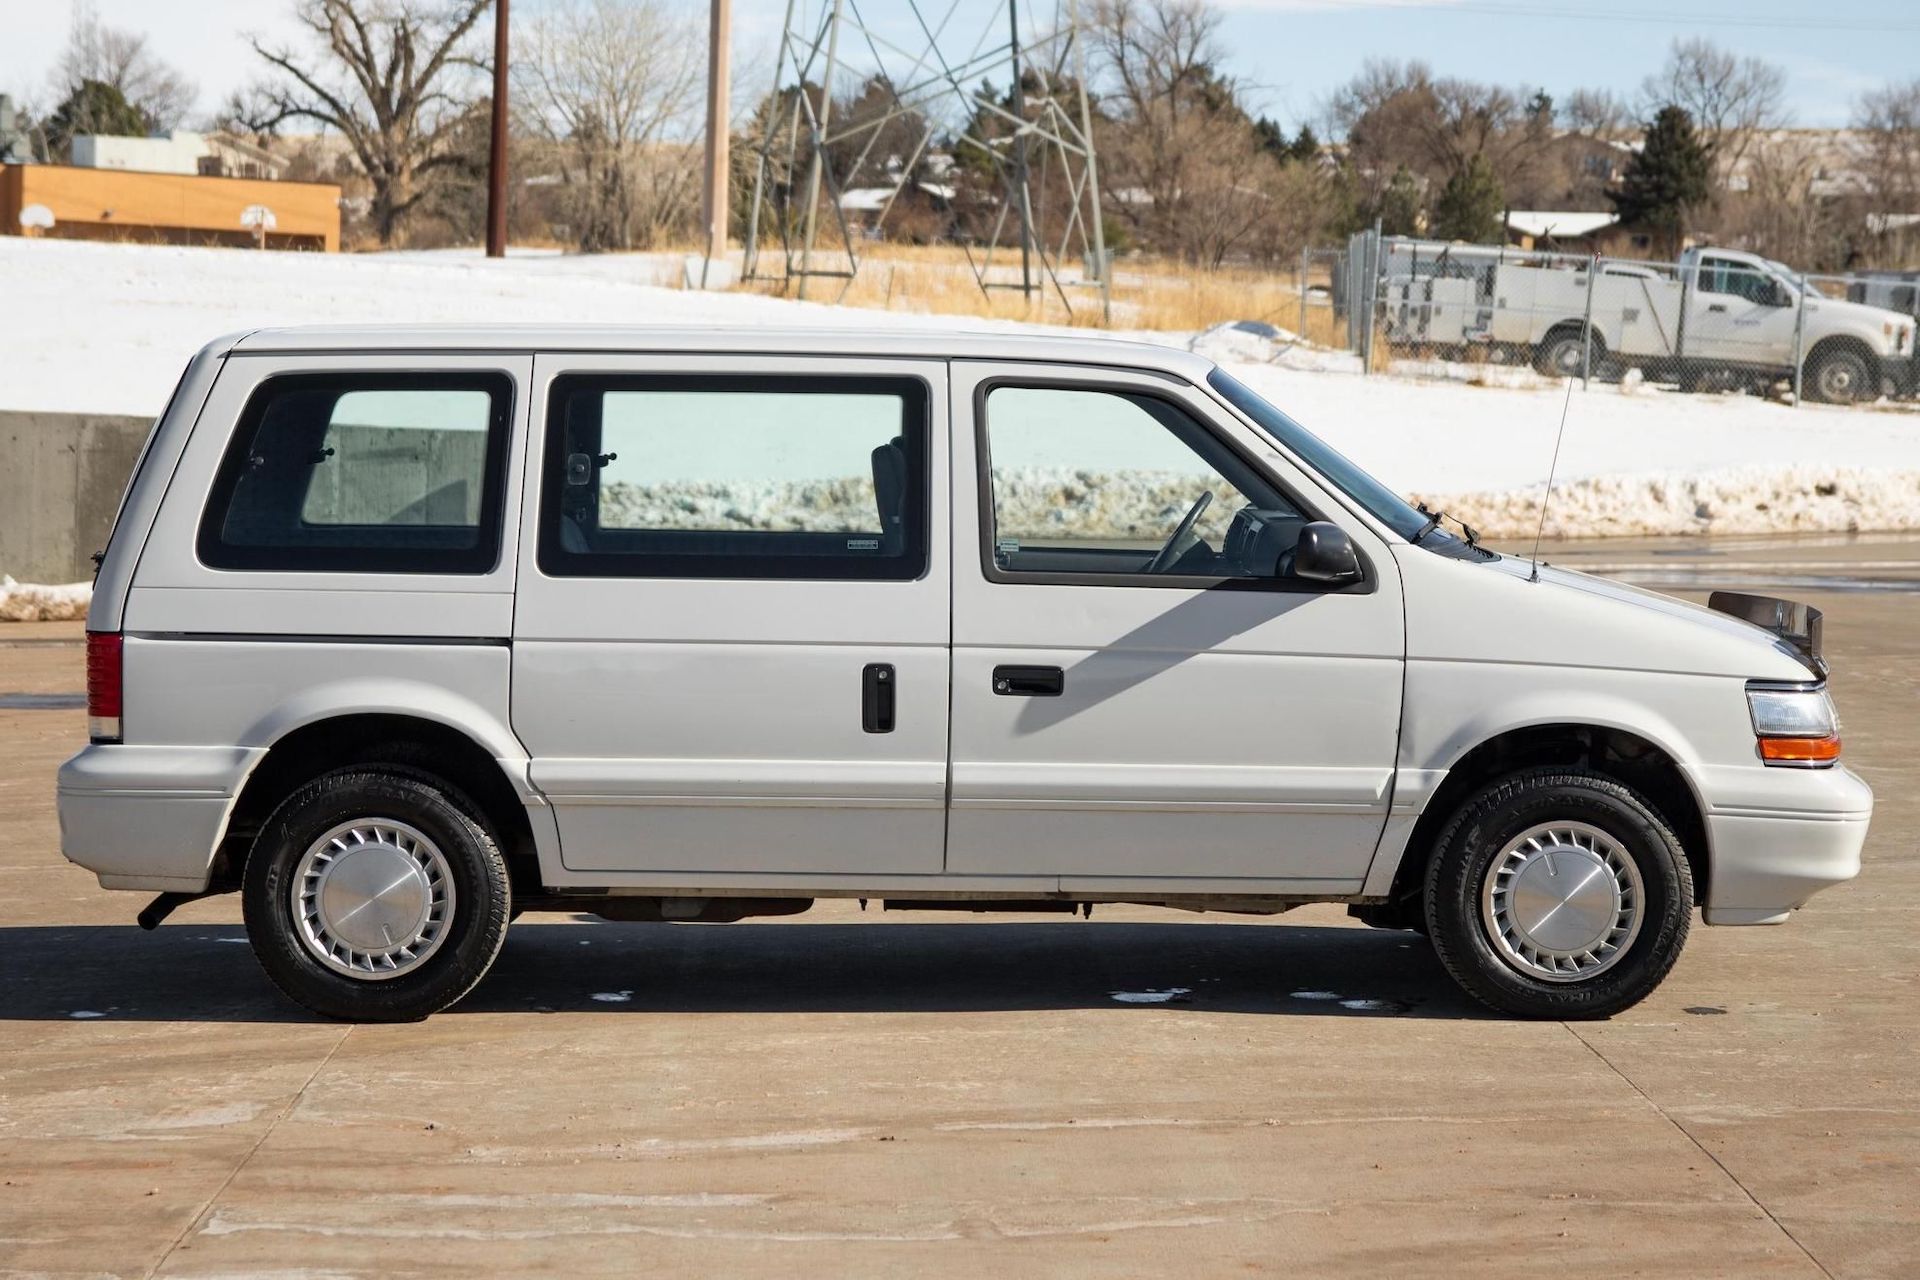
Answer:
86;631;122;743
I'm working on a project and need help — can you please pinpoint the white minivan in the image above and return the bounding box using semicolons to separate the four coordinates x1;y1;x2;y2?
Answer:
58;326;1871;1021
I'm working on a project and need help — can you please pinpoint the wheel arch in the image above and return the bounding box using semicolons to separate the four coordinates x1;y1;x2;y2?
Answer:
1802;333;1879;394
1374;720;1710;924
216;704;543;897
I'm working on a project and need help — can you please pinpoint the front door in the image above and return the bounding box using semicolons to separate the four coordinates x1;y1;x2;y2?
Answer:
511;355;950;876
946;363;1406;892
1686;256;1799;368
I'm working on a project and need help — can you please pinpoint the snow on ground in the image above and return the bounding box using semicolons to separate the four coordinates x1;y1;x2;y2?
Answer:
3;236;1918;545
0;577;89;622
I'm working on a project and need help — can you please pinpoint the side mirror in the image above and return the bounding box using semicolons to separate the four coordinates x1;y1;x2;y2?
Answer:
1291;521;1362;584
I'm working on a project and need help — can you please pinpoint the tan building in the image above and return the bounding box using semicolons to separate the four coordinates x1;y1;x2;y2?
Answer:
1;163;340;252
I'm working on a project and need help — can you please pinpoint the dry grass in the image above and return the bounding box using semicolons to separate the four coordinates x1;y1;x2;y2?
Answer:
739;242;1311;334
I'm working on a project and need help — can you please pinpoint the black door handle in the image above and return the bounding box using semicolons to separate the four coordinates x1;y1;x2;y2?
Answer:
862;663;895;733
1706;303;1728;313
993;665;1063;697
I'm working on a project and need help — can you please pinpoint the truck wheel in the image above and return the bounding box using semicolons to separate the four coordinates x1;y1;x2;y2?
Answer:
1534;330;1599;379
1423;769;1692;1019
1807;348;1875;405
243;769;511;1022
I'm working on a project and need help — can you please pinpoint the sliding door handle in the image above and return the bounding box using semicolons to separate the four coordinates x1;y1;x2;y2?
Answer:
993;665;1064;697
862;663;895;733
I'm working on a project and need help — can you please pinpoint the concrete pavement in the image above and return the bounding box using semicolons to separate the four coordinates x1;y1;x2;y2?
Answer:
1;547;1915;1276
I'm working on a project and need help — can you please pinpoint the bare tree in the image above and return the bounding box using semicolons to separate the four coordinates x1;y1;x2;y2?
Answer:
243;0;492;246
1641;37;1787;180
513;0;704;252
1855;78;1920;266
1091;0;1275;265
1724;131;1839;267
1562;87;1631;139
53;1;197;132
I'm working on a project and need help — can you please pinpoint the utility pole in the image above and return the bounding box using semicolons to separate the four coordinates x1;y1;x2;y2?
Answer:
701;0;732;286
485;0;509;258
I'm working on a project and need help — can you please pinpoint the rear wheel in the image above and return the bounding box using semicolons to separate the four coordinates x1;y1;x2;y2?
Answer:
243;769;511;1021
1424;769;1691;1019
1535;328;1600;378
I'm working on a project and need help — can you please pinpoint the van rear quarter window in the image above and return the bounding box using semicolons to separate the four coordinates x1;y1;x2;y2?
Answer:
538;374;929;581
197;372;514;574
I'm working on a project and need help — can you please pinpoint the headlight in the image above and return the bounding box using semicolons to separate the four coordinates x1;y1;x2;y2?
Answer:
1746;684;1840;767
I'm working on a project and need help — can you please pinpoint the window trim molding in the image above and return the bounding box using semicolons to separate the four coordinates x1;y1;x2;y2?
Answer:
195;369;517;576
534;371;933;583
971;375;1375;595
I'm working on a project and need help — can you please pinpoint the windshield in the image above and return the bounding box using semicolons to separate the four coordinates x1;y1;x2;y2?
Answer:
1206;368;1431;542
1763;260;1813;296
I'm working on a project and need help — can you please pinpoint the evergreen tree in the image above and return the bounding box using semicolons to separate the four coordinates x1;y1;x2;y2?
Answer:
1254;119;1322;165
1610;104;1712;256
44;79;149;161
1431;153;1505;243
1375;165;1423;236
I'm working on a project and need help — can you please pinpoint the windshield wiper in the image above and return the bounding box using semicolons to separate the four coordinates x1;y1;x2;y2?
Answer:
1413;503;1482;548
1413;503;1444;543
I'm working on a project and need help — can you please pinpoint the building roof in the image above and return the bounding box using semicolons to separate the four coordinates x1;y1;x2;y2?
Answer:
1506;210;1619;239
225;324;1219;378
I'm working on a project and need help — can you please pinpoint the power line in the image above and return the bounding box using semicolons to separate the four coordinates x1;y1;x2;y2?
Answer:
1293;0;1920;34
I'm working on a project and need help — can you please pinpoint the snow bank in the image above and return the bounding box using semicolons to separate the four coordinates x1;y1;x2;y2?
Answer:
0;577;90;622
1416;465;1920;540
2;237;1918;549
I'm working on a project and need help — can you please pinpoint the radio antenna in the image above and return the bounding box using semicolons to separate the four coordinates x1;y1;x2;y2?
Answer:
1529;373;1577;583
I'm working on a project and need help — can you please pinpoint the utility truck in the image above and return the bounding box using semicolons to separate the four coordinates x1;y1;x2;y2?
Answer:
1380;242;1916;403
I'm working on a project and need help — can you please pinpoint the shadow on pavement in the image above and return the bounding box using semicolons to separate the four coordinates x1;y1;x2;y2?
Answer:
0;918;1489;1022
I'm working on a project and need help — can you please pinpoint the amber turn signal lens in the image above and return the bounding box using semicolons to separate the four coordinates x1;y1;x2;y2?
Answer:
1758;736;1841;764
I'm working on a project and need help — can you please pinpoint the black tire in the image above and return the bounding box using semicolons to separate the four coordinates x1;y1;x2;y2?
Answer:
1806;347;1875;405
243;768;511;1022
1534;329;1600;378
1424;769;1692;1019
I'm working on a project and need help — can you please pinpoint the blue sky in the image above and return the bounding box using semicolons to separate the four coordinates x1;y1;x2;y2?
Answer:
2;0;1914;131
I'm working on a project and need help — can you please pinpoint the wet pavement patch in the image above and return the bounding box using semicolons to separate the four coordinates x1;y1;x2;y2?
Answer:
0;692;86;710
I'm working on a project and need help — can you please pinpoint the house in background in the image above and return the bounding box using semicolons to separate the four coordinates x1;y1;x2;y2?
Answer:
1504;209;1661;258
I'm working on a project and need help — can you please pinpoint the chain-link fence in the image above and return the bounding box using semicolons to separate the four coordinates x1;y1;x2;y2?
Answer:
1296;233;1920;407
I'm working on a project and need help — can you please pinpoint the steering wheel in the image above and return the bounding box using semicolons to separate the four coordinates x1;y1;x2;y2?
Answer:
1145;490;1214;574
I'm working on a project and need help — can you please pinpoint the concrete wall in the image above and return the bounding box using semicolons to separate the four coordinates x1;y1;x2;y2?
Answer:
0;416;492;583
0;412;152;583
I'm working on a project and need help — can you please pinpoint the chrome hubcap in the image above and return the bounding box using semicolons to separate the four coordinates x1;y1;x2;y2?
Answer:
1480;821;1643;982
1819;363;1859;400
292;819;454;980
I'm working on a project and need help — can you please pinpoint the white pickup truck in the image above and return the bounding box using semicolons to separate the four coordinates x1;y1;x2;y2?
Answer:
1381;244;1917;404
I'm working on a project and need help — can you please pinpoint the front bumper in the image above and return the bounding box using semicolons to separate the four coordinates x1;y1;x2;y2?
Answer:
1699;764;1872;925
57;744;265;892
1882;353;1918;398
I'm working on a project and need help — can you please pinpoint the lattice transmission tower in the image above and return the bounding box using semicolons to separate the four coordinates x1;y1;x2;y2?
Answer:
742;0;1109;318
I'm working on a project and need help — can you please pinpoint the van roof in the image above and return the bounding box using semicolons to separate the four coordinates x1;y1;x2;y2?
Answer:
228;325;1218;379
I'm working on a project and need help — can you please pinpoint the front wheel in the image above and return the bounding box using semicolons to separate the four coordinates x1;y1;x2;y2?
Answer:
1806;347;1875;405
1424;769;1692;1019
243;769;511;1021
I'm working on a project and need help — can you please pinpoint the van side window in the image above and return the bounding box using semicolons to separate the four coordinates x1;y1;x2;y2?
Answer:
537;375;929;581
198;372;514;574
981;385;1305;581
